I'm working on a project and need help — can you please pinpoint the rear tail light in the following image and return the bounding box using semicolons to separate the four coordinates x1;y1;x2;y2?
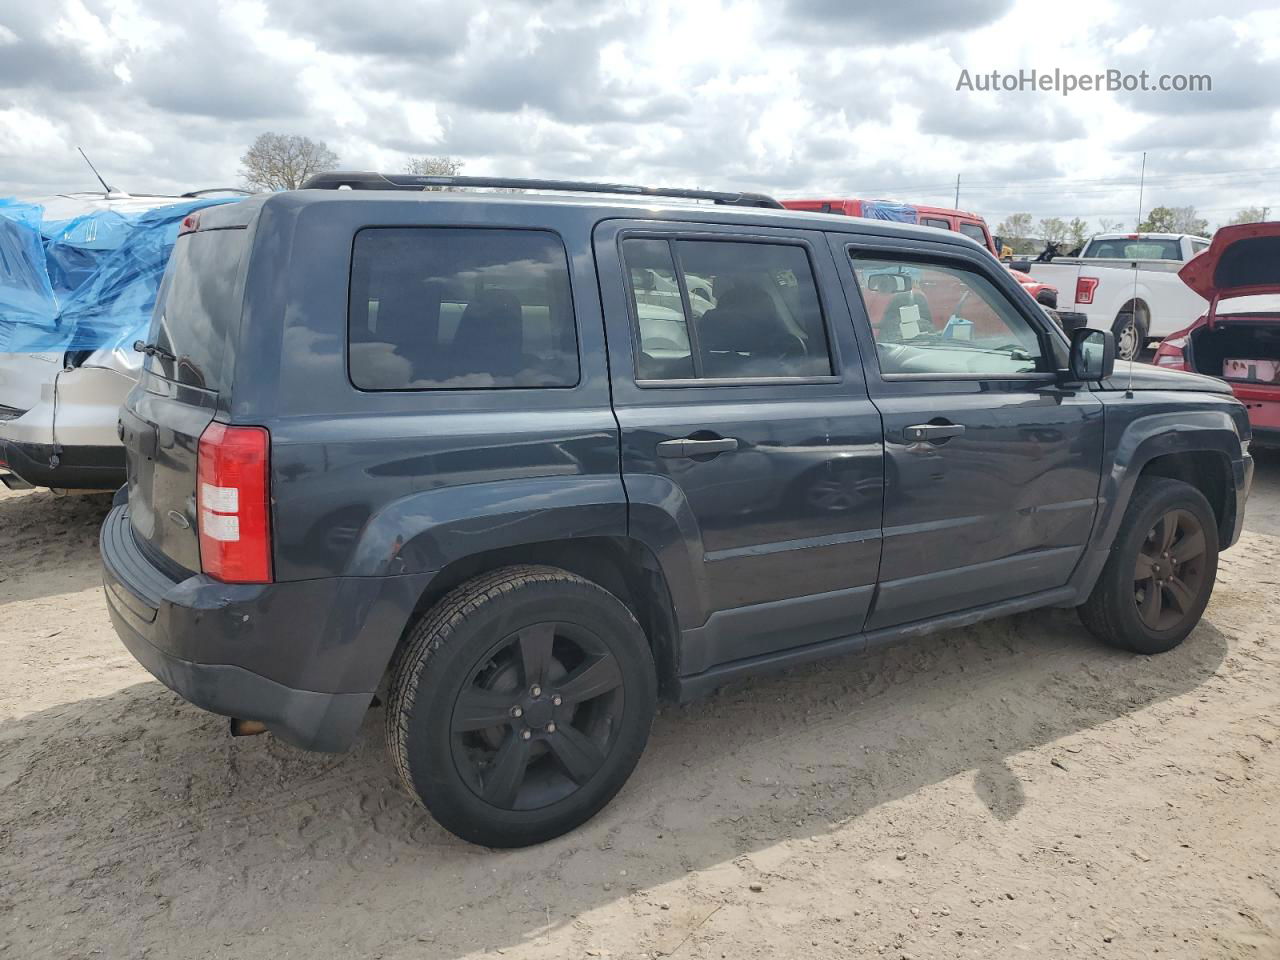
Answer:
1075;276;1100;305
196;422;272;583
179;214;200;235
1153;337;1188;370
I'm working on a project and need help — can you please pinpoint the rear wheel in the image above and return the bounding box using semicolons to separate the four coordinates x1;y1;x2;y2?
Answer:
1113;305;1149;361
386;565;656;847
1078;477;1218;654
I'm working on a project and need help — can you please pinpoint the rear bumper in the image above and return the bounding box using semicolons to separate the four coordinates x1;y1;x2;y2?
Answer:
0;362;130;488
100;503;431;752
0;439;124;489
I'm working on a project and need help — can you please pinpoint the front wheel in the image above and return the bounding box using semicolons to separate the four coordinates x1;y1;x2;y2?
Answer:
386;565;656;847
1078;477;1219;654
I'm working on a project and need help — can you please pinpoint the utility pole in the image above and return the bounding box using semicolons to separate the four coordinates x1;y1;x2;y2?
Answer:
954;173;960;208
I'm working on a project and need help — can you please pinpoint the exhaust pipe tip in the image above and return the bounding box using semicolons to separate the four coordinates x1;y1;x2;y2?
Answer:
230;718;268;737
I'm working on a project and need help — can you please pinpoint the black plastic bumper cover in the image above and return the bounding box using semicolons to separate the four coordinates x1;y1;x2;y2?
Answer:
1;440;125;489
100;504;429;752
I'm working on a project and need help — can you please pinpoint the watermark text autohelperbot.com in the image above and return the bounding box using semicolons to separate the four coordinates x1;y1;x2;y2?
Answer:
956;68;1211;96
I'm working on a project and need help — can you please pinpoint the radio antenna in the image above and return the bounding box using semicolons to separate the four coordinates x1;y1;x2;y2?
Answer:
77;146;116;194
1125;151;1146;399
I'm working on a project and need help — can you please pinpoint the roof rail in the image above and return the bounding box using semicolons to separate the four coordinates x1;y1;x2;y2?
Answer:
181;188;255;198
299;171;784;209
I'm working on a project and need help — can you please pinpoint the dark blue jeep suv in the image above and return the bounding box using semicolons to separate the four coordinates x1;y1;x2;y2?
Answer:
101;173;1253;846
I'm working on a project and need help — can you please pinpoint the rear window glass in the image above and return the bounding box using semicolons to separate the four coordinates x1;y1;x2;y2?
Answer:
148;228;247;392
1082;238;1181;260
348;228;579;390
622;237;833;381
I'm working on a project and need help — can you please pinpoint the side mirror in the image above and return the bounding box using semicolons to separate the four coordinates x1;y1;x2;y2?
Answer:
1009;258;1032;272
1068;327;1116;382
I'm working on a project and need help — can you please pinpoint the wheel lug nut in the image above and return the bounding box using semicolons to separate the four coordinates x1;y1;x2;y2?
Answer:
520;729;532;741
552;695;562;706
545;722;556;734
509;705;523;718
530;684;542;697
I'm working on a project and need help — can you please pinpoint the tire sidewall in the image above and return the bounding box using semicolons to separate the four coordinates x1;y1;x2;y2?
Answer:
399;575;656;847
1113;307;1149;361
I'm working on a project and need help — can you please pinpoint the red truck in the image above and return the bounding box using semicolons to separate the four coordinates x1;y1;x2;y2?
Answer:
1152;222;1280;445
781;197;1060;308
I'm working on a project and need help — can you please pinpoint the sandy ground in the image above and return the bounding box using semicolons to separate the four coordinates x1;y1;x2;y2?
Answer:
1;453;1278;960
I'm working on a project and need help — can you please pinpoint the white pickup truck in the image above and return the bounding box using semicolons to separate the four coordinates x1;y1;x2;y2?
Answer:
1019;233;1211;359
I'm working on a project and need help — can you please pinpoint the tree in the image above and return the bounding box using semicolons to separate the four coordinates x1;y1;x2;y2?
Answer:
406;155;464;189
1138;204;1208;235
1097;218;1126;233
994;213;1036;254
1036;217;1070;245
995;213;1032;239
1226;206;1270;225
240;133;339;191
1067;217;1090;250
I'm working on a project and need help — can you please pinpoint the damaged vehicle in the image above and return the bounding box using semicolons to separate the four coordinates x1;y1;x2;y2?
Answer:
0;189;247;490
101;174;1251;848
1153;222;1280;445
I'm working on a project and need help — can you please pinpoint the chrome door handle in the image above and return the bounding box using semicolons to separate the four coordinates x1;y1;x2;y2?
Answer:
657;437;739;459
905;423;965;443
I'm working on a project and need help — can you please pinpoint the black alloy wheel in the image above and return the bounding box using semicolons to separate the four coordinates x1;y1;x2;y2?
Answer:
451;621;624;811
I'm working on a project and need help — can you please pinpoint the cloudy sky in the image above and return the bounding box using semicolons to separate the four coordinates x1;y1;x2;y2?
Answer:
1;0;1278;231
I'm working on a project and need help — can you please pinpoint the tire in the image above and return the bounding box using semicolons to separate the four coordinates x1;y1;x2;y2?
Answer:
1113;305;1149;361
1078;477;1219;654
386;565;657;847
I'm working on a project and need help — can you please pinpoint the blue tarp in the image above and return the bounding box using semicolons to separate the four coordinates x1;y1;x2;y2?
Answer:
859;200;918;223
0;196;242;354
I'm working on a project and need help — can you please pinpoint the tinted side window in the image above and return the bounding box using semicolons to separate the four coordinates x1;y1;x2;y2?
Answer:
622;238;833;381
922;218;950;229
348;228;579;390
852;255;1045;377
958;222;989;247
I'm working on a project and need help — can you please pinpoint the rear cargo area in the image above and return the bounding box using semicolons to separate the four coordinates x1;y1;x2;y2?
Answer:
1189;320;1280;382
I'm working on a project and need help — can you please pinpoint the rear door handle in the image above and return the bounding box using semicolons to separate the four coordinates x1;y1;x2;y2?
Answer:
904;423;965;443
657;437;739;459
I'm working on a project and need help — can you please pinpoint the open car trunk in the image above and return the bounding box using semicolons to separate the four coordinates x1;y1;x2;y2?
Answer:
1188;318;1280;383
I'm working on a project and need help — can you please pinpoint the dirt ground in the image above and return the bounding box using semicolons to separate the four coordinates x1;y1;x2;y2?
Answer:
1;453;1278;960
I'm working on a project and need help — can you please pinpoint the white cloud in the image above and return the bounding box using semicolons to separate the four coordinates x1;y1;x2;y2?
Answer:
0;0;1275;230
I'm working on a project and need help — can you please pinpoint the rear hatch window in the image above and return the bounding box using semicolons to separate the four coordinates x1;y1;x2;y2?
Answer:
146;227;248;392
124;226;249;574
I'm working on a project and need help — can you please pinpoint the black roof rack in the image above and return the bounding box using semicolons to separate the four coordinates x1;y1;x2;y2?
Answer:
299;171;783;209
181;187;255;198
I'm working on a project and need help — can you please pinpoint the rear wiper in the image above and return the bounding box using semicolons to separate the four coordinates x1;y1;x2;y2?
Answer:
133;339;177;363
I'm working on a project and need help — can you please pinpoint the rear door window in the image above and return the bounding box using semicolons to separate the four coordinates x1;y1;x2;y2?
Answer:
621;238;833;382
348;228;579;390
148;228;248;392
922;218;950;229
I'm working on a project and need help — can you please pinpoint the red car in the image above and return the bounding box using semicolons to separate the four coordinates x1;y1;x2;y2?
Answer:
1153;222;1280;444
781;197;1061;308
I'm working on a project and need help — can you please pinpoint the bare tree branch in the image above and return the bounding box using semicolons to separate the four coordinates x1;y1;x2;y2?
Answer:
240;133;340;191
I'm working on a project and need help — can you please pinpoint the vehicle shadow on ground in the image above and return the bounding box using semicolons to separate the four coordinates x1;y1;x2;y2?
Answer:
0;489;113;603
0;607;1229;959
